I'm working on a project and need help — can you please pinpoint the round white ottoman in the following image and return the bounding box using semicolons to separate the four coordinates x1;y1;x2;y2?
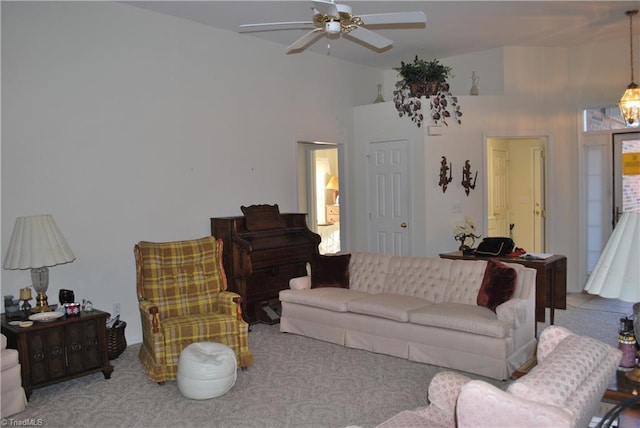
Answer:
177;342;237;400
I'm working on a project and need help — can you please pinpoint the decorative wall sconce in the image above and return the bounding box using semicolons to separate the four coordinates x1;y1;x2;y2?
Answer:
461;160;478;196
439;156;453;193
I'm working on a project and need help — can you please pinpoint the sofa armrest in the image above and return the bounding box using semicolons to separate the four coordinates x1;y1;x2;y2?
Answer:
289;276;311;290
456;380;573;428
537;325;574;362
495;298;527;328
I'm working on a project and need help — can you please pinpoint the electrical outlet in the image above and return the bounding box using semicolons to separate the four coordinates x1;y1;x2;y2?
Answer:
113;303;120;318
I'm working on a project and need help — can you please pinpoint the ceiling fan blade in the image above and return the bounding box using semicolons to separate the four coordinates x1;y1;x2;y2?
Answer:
312;0;338;17
239;21;314;32
358;11;427;26
346;26;393;49
286;28;325;53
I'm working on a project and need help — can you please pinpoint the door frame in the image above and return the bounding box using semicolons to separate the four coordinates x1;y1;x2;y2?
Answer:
483;133;549;252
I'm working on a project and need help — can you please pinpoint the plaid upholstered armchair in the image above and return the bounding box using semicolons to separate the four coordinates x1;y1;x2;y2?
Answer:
135;236;253;384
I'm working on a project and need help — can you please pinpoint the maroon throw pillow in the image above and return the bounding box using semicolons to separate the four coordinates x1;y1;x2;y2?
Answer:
310;254;351;289
477;258;517;312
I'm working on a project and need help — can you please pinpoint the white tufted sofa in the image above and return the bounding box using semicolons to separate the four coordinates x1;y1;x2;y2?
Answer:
279;252;537;380
375;326;622;428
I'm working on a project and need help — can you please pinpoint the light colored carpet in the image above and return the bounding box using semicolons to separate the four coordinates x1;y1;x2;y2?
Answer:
8;306;626;428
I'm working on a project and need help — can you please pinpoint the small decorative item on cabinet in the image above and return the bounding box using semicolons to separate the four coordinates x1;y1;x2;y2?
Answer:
618;317;636;368
453;217;481;252
64;302;81;317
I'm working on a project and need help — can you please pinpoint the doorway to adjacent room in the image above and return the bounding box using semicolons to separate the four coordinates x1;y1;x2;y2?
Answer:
296;141;343;254
485;136;547;253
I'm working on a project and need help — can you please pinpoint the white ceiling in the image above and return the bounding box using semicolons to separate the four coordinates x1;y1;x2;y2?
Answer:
126;1;640;69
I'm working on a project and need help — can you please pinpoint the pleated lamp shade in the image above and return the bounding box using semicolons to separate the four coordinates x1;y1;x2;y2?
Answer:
584;211;640;302
3;214;75;270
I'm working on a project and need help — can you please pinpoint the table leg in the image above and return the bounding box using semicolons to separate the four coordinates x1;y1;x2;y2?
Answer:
549;268;555;325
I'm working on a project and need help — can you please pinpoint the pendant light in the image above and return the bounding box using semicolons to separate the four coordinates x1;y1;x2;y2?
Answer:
619;10;640;127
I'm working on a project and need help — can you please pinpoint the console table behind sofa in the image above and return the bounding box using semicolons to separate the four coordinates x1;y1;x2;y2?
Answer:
439;251;566;324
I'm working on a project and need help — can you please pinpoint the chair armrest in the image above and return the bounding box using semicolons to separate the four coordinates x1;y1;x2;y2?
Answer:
289;276;311;290
403;371;471;427
216;290;244;320
427;371;472;414
495;298;527;328
456;380;573;428
139;299;160;333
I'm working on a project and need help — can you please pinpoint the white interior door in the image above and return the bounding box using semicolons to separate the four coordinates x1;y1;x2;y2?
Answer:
487;140;509;237
367;139;410;256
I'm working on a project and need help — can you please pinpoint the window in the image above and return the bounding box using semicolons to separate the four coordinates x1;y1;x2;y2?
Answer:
583;107;627;132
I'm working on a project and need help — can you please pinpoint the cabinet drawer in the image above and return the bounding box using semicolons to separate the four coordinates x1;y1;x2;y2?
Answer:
326;205;340;223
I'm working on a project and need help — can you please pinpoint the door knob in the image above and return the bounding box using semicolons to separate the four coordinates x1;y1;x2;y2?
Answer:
400;222;408;228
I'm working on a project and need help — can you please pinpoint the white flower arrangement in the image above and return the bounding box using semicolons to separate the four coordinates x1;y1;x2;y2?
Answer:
453;217;482;250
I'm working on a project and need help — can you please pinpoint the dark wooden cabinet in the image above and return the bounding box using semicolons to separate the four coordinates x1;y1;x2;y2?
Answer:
212;213;320;324
439;251;567;324
1;310;113;398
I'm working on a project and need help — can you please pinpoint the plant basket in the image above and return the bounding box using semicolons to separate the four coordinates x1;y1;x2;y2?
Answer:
107;320;127;360
409;81;440;98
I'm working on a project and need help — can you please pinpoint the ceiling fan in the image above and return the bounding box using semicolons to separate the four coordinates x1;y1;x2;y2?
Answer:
239;0;427;54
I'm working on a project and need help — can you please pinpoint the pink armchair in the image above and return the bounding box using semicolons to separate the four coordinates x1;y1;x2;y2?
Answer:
1;334;27;417
375;326;621;428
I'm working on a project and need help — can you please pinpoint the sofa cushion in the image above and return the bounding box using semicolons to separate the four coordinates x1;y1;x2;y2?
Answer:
477;258;517;311
311;254;351;289
409;303;511;338
346;293;432;322
507;333;612;407
279;288;369;312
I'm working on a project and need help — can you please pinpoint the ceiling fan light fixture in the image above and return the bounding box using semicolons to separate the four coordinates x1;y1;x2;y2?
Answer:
619;10;640;127
325;21;341;34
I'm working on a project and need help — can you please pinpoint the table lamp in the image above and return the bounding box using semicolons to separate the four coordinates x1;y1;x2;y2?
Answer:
584;211;640;382
326;175;339;205
3;215;75;313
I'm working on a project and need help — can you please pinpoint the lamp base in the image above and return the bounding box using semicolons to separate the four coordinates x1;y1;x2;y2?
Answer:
31;291;51;313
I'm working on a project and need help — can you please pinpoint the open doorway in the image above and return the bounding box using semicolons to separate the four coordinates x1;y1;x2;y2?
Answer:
297;141;342;254
486;136;547;252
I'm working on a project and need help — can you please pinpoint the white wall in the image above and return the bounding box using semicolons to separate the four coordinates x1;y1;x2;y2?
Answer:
2;1;632;345
356;41;629;296
1;2;382;344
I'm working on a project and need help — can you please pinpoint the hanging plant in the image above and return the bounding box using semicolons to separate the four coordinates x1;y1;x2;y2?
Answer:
392;56;463;127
